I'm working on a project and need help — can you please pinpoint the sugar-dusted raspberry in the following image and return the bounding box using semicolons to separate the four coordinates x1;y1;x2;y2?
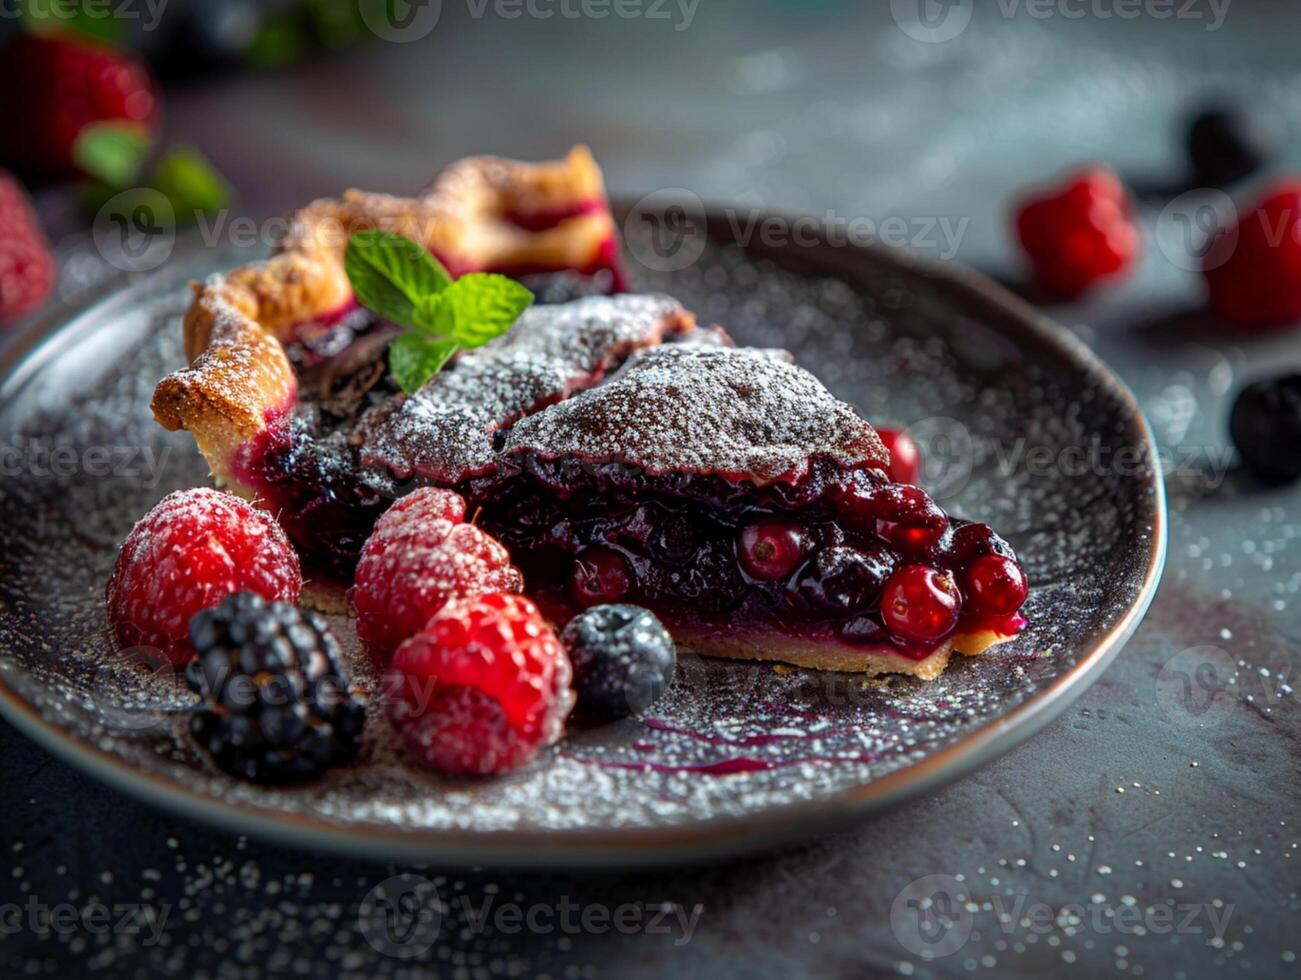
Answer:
106;488;302;664
382;593;574;776
352;488;521;660
1014;166;1141;299
0;32;157;178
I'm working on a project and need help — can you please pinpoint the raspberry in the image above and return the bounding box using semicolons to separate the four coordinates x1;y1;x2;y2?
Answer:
0;169;56;324
186;593;367;784
1014;167;1141;299
107;488;302;664
353;488;522;660
1203;183;1301;328
0;32;157;178
382;593;574;776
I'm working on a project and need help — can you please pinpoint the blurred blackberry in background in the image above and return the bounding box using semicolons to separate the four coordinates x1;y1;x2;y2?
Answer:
1187;105;1273;189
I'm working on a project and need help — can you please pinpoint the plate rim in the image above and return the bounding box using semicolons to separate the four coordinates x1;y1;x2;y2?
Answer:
0;205;1168;868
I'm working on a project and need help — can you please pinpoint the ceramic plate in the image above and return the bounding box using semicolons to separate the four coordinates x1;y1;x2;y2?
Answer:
0;207;1165;866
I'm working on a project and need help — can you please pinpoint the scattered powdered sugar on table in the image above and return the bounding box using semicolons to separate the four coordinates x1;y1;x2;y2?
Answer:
0;236;1156;848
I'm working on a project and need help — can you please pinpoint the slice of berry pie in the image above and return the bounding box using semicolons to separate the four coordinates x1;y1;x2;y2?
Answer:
151;151;1027;678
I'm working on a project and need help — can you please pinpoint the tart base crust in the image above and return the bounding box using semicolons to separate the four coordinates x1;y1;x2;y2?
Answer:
671;626;1020;679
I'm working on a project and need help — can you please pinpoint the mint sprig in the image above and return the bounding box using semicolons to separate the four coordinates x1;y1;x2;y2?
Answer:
344;231;533;393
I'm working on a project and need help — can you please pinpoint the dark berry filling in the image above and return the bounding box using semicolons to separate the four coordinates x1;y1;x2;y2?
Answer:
232;271;627;575
464;454;1028;658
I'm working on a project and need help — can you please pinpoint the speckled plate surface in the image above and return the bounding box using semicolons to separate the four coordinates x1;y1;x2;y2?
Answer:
0;209;1165;867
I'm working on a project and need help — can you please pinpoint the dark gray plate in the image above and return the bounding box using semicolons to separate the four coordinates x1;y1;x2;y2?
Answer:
0;209;1165;867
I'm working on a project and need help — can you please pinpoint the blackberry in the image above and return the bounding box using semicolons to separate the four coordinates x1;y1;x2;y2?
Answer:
1230;374;1301;484
1187;106;1272;190
560;605;676;718
184;592;367;784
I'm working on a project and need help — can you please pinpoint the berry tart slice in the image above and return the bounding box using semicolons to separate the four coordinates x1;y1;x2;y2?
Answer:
151;151;1028;678
152;148;628;577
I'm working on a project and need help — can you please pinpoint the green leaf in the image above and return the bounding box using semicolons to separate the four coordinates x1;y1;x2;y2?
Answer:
152;147;232;220
440;274;534;347
72;122;152;188
389;333;458;394
21;1;124;44
344;231;452;330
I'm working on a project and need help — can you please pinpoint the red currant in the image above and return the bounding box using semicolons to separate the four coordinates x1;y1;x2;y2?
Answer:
1203;182;1301;328
877;428;921;485
1014;166;1141;299
875;485;949;553
570;547;632;607
963;554;1028;617
881;565;962;644
949;521;1015;566
737;520;810;581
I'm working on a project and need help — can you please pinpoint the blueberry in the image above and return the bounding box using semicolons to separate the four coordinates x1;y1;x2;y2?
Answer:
799;543;897;613
560;604;676;718
1230;374;1301;484
1188;107;1273;189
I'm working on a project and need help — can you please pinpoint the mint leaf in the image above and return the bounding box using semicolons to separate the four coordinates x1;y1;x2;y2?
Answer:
389;333;458;394
73;122;152;188
439;274;534;347
152;147;231;219
344;231;452;330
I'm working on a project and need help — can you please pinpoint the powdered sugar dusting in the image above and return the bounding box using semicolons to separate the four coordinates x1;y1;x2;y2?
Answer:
0;235;1159;859
361;293;691;482
503;344;888;484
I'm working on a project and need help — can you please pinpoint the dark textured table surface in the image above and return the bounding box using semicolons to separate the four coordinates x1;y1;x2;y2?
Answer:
3;3;1300;977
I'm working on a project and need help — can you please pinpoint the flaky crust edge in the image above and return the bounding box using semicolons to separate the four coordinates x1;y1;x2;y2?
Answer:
150;147;616;492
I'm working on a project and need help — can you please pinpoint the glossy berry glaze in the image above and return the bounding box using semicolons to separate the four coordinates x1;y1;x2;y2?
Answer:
463;455;1027;661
